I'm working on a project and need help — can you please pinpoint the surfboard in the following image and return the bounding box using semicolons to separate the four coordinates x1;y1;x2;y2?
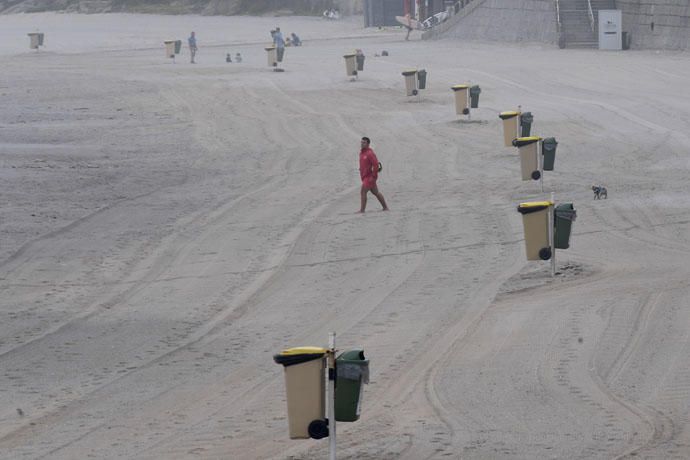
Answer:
395;15;424;31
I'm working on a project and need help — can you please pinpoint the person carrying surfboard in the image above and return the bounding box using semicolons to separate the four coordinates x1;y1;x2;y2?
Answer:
359;137;389;213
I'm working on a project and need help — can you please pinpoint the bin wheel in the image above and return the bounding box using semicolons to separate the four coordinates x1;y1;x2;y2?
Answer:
412;89;418;96
308;419;329;439
353;71;358;76
531;170;541;180
539;247;552;260
462;108;470;115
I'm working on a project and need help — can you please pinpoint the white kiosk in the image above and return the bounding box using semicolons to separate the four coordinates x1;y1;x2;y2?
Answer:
599;10;622;50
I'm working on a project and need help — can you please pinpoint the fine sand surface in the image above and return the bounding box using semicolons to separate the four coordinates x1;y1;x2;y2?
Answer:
2;13;690;460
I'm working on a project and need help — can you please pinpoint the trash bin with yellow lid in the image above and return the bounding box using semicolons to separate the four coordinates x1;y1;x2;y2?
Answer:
517;201;553;261
499;111;521;147
164;40;176;58
343;53;357;77
513;136;542;181
402;69;418;96
451;85;469;115
265;46;277;67
273;347;328;439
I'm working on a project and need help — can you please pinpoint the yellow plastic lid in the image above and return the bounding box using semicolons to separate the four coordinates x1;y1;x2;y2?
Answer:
519;201;553;209
343;53;356;57
279;346;328;356
500;111;520;116
265;46;276;50
451;84;469;90
515;136;541;142
402;69;418;75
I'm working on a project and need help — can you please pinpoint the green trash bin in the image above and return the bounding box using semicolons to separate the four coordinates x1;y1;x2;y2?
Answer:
542;137;557;171
174;40;182;54
417;69;427;90
335;349;369;422
469;85;481;108
520;112;534;137
554;203;576;249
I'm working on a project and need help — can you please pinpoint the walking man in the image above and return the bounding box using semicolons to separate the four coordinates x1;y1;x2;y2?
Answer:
188;31;197;63
273;27;285;62
359;137;389;213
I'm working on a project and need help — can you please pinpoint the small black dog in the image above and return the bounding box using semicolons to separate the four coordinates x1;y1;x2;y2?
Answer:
592;185;608;200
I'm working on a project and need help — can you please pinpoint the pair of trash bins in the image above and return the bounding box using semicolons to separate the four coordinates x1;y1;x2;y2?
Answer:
517;201;576;260
164;40;182;59
499;111;534;147
512;136;558;181
343;51;365;77
274;347;369;439
451;84;481;115
402;69;427;96
28;32;45;50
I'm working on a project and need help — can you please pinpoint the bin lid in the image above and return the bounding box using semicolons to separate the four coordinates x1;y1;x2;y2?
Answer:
451;84;469;91
164;40;176;44
513;136;542;147
273;346;327;367
265;46;276;50
402;69;418;76
499;111;520;120
517;201;552;214
337;349;366;361
343;53;356;58
555;203;577;221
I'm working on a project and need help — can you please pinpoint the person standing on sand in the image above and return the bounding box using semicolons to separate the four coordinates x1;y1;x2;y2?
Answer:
188;31;197;63
359;137;389;213
273;27;285;62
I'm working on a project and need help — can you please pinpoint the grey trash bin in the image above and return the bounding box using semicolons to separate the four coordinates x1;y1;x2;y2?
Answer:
520;112;534;137
469;85;481;108
542;137;557;171
417;69;427;90
174;40;182;54
356;53;365;71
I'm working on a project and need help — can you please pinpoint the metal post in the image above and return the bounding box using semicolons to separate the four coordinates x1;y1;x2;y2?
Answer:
549;192;556;277
517;105;522;140
328;332;336;460
539;140;544;193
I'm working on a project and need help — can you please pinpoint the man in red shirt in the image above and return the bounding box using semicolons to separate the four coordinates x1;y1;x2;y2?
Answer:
359;137;389;213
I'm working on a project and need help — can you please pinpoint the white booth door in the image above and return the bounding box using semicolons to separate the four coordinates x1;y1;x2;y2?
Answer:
599;10;622;50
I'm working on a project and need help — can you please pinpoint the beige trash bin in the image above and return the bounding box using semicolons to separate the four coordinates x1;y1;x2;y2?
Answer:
402;69;418;96
499;111;521;147
28;33;42;50
451;84;469;115
265;46;277;67
273;347;327;439
164;40;175;58
517;201;553;261
513;136;542;181
343;53;357;77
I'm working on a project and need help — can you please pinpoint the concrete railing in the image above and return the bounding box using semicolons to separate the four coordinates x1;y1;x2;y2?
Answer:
587;0;595;32
422;0;487;39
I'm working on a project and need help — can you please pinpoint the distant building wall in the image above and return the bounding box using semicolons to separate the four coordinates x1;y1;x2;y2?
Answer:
425;0;557;45
364;0;404;27
618;0;690;49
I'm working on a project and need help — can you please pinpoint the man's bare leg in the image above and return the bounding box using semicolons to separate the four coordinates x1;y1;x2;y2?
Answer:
360;186;368;213
371;185;389;210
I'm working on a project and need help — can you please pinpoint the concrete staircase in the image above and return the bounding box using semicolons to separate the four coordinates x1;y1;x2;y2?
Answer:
559;0;617;48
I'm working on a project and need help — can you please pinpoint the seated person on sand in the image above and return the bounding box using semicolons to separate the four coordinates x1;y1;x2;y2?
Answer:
290;33;302;46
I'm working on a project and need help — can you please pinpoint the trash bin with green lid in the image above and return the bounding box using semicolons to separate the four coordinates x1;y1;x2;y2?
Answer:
499;111;520;147
417;69;427;90
513;136;542;181
343;53;357;76
265;46;277;67
452;85;469;115
402;69;418;96
542;137;557;171
554;203;576;249
520;112;534;137
273;347;328;439
517;201;553;261
470;85;481;108
335;350;369;422
164;40;176;58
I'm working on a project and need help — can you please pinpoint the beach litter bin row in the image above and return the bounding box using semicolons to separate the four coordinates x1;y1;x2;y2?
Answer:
517;201;553;261
335;350;369;422
164;40;181;59
402;69;418;96
28;32;44;50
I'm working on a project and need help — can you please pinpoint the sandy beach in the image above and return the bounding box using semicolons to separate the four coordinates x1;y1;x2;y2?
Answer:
1;12;690;459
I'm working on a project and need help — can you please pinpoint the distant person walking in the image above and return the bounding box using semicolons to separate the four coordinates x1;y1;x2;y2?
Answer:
359;137;388;213
188;31;197;63
273;27;285;62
